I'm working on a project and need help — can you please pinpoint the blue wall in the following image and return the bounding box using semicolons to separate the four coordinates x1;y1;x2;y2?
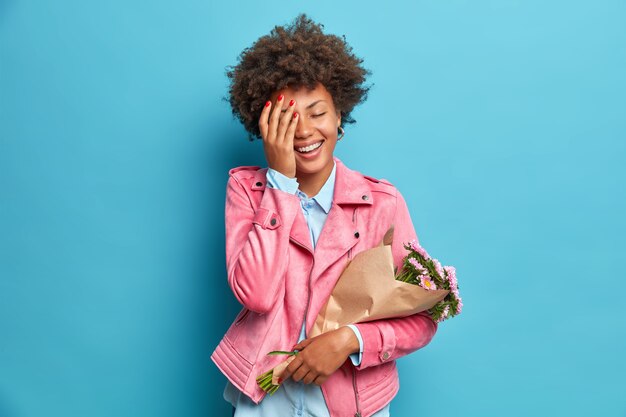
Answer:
1;1;625;416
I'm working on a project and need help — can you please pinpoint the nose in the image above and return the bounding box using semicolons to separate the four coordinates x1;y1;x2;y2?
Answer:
294;113;313;140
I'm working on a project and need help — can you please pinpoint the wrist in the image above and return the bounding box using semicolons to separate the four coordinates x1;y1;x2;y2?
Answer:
339;326;360;355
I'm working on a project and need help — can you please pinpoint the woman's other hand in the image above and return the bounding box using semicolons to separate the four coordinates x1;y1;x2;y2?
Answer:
258;94;299;178
280;327;360;386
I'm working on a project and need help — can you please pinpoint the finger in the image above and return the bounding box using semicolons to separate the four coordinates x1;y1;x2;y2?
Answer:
292;337;311;351
284;111;298;148
302;370;318;385
282;354;303;380
313;375;327;386
276;99;296;144
258;100;272;140
268;94;284;141
292;364;310;382
271;356;294;385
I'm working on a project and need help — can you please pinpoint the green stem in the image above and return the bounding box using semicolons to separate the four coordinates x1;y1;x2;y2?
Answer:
267;350;299;356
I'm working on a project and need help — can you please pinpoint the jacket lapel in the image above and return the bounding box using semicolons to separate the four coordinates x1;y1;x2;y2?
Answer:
252;168;314;253
290;209;315;253
310;157;374;289
254;157;374;281
253;157;376;335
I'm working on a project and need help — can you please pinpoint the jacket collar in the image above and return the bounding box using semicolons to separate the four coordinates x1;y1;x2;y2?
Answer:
300;158;373;264
252;156;374;208
250;156;374;263
331;156;374;207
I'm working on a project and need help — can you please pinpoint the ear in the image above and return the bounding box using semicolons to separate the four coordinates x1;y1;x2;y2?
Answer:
336;110;342;128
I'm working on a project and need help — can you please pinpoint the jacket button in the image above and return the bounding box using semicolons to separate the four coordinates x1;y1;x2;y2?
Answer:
256;181;263;187
354;231;360;238
361;195;369;200
382;351;390;360
270;218;277;226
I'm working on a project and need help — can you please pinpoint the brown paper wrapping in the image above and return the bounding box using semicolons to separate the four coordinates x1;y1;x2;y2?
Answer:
268;226;449;384
309;226;449;337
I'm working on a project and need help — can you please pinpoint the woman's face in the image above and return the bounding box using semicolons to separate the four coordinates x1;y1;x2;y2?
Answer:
269;82;341;178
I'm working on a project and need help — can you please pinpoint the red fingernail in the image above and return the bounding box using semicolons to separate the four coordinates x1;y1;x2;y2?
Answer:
289;99;295;106
265;101;271;107
278;94;284;101
293;112;298;118
277;378;283;384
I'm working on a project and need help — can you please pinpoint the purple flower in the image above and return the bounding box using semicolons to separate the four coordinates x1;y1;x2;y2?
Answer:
442;305;450;319
455;297;463;315
419;276;437;290
408;239;430;260
408;257;427;274
433;259;444;280
436;306;450;323
444;266;458;291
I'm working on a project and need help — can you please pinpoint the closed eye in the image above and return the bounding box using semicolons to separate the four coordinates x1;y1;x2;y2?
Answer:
312;112;327;118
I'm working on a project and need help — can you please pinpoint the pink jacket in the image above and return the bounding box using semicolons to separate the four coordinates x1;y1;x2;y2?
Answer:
211;156;438;417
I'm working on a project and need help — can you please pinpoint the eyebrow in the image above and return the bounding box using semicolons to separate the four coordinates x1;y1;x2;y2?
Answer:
281;100;326;112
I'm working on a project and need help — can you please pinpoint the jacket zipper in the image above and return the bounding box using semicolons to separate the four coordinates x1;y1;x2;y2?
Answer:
352;365;362;417
289;237;315;345
292;208;361;416
350;206;361;417
302;256;315;343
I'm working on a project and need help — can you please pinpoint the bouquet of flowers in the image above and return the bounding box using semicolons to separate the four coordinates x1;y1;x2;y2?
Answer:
396;239;463;323
256;225;463;394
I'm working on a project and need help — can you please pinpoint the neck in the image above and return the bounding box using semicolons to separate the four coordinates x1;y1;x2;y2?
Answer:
296;161;334;198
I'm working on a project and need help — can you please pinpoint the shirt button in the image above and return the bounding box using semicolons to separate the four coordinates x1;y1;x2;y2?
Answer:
382;351;390;360
362;195;369;200
270;218;277;226
256;181;263;187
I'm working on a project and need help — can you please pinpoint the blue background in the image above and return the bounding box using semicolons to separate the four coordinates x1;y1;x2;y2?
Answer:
1;1;625;416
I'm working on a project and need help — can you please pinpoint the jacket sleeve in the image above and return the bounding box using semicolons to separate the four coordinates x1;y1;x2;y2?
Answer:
353;188;439;370
225;172;302;314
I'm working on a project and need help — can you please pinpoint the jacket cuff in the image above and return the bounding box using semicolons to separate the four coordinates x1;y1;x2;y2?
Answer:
345;324;364;366
352;320;396;369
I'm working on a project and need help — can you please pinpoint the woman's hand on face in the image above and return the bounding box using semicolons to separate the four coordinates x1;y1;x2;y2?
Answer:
258;95;299;178
279;327;359;386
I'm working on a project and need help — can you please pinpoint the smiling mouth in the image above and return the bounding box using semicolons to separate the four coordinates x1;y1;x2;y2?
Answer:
295;140;324;154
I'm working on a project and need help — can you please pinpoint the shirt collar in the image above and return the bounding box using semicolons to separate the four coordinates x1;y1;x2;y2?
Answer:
305;160;336;214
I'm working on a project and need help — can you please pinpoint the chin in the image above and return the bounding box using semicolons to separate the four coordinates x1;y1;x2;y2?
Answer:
296;155;331;173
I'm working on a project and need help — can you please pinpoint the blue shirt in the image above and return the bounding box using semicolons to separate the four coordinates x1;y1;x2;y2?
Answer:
223;161;390;416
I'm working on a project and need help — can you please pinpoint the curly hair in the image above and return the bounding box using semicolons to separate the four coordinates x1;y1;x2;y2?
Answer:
225;13;372;141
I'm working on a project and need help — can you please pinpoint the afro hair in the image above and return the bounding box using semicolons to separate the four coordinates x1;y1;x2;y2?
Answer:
225;13;372;141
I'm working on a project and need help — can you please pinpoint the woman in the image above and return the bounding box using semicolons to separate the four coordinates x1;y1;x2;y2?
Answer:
211;14;439;417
